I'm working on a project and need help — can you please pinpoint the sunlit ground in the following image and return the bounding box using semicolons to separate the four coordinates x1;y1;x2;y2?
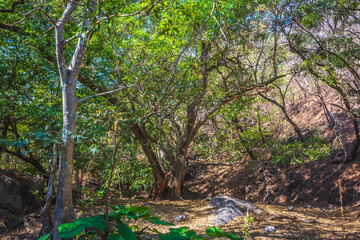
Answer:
81;198;360;239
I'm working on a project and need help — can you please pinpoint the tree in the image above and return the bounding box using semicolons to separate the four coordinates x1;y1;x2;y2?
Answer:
280;0;360;161
78;0;285;200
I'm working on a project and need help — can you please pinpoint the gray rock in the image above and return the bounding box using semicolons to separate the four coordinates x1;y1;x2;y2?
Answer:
288;205;294;211
265;226;276;233
0;208;22;230
175;214;188;222
0;170;41;215
207;195;262;225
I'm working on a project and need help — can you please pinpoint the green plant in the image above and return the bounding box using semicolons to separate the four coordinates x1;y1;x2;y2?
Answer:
241;213;254;239
38;206;243;240
76;186;97;208
270;137;331;166
39;205;174;240
159;226;243;240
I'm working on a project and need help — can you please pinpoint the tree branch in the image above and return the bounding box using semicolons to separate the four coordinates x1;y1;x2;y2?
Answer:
0;0;25;13
78;84;134;103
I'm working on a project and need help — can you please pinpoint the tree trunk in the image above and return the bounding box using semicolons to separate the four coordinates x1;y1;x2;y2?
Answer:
318;96;336;128
53;72;77;239
52;1;93;236
283;110;305;142
230;117;256;160
165;155;186;200
130;123;166;200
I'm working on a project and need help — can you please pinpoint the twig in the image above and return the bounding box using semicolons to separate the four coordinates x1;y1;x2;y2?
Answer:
78;84;134;103
8;8;40;26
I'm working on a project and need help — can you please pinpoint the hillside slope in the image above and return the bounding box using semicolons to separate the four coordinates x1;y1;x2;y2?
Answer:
186;88;360;207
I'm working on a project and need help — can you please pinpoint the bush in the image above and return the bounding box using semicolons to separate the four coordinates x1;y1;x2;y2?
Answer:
270;137;331;166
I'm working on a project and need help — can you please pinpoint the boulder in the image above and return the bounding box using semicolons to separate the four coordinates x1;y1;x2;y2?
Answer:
0;170;42;215
0;208;22;230
207;195;262;225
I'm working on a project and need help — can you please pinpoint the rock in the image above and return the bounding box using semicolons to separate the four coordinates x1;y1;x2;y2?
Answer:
207;195;262;225
302;219;318;223
0;170;42;214
0;208;22;230
175;214;188;222
265;226;276;233
288;205;294;211
142;202;153;207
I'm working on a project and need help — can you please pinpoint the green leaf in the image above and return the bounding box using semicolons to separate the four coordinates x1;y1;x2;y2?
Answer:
107;233;122;240
93;214;107;231
206;226;242;240
117;221;136;240
37;233;51;240
149;217;175;226
58;222;85;239
159;227;203;240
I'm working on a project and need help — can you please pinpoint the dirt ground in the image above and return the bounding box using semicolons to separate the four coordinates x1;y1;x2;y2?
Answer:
186;160;360;207
2;198;360;240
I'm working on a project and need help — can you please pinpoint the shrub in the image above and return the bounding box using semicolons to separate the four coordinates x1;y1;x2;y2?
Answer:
270;137;331;166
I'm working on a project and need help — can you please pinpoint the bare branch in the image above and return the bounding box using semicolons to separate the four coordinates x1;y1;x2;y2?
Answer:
6;7;40;26
78;84;134;103
38;7;56;26
96;0;160;24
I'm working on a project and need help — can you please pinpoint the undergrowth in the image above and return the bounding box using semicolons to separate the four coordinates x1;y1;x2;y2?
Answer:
38;205;243;240
269;137;331;166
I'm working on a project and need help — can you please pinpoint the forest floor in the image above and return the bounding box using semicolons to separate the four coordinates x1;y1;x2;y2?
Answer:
2;197;360;240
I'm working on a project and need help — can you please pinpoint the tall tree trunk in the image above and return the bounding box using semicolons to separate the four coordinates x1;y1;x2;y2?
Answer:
343;98;360;162
52;2;93;237
53;73;78;239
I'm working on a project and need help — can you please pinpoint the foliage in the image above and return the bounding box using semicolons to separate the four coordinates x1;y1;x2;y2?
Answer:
270;137;331;166
241;214;254;238
37;206;242;240
159;226;242;240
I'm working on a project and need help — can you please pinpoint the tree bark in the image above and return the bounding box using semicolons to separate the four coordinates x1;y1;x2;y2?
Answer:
53;71;78;239
39;143;57;237
52;1;93;237
130;123;166;200
166;153;186;200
